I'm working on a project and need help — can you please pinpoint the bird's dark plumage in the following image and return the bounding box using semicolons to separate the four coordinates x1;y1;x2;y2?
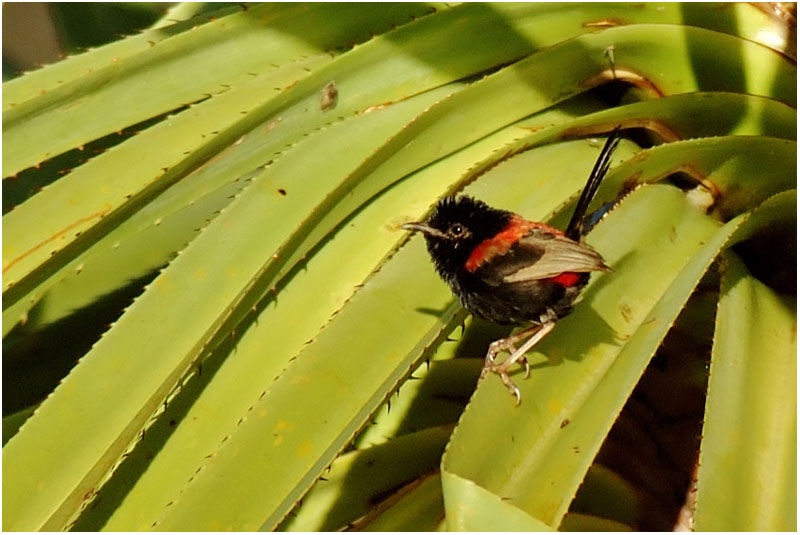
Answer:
413;195;603;324
401;127;623;403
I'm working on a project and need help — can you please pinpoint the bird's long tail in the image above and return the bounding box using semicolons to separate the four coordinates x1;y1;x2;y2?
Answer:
565;126;623;241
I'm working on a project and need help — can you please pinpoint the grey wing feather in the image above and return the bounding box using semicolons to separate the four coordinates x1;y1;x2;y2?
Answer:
503;234;608;283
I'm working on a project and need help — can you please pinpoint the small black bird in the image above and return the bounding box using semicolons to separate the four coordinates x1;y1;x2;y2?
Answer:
403;127;622;404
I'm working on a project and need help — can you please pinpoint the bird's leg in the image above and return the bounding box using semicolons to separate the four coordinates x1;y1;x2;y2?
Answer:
484;326;540;377
481;321;556;405
484;326;537;366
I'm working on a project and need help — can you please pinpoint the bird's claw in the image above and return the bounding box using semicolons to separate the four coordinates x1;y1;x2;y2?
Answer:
480;322;556;405
482;339;527;405
497;365;522;406
482;338;526;404
481;329;535;404
481;361;522;405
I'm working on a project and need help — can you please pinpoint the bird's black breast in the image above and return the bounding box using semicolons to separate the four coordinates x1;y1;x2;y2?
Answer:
450;270;588;326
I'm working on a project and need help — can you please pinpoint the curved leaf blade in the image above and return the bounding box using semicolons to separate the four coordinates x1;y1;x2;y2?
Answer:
694;215;796;530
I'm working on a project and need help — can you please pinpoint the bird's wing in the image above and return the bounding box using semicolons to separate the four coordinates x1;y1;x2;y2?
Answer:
500;230;608;283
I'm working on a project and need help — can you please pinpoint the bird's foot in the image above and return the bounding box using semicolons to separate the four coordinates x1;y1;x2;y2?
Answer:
481;360;523;405
480;322;555;405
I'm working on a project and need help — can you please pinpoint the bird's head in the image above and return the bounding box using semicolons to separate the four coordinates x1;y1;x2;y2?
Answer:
403;195;512;275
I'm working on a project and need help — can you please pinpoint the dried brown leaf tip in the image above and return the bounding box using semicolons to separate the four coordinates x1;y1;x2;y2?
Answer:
320;81;338;111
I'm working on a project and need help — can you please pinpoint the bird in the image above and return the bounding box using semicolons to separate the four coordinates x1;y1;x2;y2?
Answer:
402;127;622;404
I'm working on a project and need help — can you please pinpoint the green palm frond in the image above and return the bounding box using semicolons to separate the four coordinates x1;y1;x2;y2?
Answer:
3;3;795;531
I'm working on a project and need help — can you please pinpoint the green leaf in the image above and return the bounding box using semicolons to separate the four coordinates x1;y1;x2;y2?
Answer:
568;464;641;528
442;188;797;528
2;4;236;106
442;184;722;527
2;3;439;176
694;249;796;530
149;252;462;530
1;404;37;446
442;471;553;531
81;85;525;532
281;426;452;531
124;139;630;532
1;86;456;532
349;473;445;532
3;4;795;531
6;12;794;306
559;512;634;532
354;358;482;449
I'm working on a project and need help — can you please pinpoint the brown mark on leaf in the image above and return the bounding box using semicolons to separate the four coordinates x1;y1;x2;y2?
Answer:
639;160;719;208
320;81;338;111
561;418;570;428
670;163;718;199
362;101;391;114
583;68;665;97
619;303;633;323
622;173;641;193
583;18;624;28
516;124;545;133
562;119;681;144
265;118;281;132
3;206;112;275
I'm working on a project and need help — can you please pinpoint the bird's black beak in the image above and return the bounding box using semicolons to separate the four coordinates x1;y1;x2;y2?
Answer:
402;222;447;239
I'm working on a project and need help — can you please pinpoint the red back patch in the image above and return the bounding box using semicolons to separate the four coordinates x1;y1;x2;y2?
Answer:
465;216;563;272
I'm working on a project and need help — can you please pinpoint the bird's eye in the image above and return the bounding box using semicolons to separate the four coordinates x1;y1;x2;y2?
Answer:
449;223;467;237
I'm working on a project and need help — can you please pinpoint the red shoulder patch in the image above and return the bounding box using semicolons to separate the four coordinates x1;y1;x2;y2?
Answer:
465;216;563;272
